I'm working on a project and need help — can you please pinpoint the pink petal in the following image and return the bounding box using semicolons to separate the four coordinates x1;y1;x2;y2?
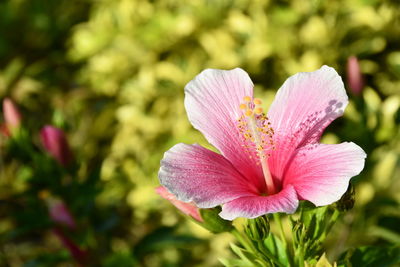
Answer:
283;142;366;206
219;184;298;220
156;186;203;222
184;69;265;190
158;143;257;209
267;66;348;181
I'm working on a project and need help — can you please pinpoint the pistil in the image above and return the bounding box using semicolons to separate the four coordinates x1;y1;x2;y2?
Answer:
238;96;276;195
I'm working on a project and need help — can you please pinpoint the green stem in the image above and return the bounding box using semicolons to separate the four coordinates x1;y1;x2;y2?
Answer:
297;240;305;267
273;214;287;248
273;213;294;267
231;227;286;267
231;228;258;254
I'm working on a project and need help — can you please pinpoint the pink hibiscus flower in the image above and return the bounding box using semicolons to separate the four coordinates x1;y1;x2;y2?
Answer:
159;66;366;220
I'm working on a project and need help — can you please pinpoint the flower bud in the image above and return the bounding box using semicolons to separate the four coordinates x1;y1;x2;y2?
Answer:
336;183;355;211
48;198;76;229
245;215;270;241
40;191;76;229
2;98;21;135
40;125;72;167
156;186;203;222
346;56;364;96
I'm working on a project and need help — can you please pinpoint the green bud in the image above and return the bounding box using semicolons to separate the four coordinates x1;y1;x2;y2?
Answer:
336;183;355;211
199;207;233;233
245;215;270;241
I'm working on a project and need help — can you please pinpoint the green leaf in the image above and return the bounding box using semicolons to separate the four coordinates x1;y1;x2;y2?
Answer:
263;234;288;266
340;245;400;267
200;207;233;233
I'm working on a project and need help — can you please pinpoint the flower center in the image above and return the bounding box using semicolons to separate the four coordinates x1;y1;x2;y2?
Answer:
237;96;276;195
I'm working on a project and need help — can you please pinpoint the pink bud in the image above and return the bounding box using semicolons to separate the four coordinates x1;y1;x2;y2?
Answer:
52;228;87;264
2;98;21;133
47;198;76;229
40;125;72;166
346;56;364;95
156;186;203;222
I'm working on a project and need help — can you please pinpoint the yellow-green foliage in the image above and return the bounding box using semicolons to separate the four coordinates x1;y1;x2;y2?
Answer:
68;0;399;218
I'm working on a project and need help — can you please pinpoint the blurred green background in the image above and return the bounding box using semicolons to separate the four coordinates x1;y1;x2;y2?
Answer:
0;0;399;266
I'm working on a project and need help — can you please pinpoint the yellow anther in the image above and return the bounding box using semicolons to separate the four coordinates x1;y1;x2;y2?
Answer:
243;96;252;102
236;100;276;195
239;103;247;110
253;98;262;105
254;107;263;114
245;109;253;116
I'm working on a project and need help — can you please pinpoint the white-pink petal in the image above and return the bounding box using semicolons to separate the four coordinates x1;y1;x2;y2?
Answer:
267;66;349;182
184;68;265;190
283;142;366;206
219;184;298;220
158;143;256;209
